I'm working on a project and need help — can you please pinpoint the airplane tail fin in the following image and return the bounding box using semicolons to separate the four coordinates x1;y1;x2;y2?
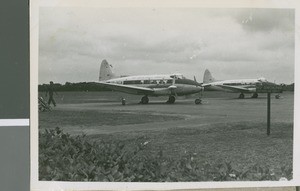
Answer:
203;69;216;83
99;59;115;81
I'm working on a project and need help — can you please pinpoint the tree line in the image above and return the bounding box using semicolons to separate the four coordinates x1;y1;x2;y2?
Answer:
280;83;294;91
38;82;111;92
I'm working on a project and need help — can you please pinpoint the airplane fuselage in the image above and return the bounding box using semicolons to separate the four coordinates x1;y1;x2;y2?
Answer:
206;79;260;93
104;74;202;96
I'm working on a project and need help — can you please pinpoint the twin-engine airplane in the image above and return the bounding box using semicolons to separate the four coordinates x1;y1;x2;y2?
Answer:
98;60;204;105
202;69;282;99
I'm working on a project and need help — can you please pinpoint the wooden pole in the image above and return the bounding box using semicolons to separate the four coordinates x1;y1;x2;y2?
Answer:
267;92;271;136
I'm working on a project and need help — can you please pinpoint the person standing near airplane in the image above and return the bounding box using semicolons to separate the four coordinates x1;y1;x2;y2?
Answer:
45;81;58;107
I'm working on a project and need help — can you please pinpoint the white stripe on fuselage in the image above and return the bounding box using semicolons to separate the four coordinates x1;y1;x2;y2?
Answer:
106;74;174;82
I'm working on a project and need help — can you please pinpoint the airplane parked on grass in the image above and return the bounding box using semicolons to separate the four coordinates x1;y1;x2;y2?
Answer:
202;69;282;99
98;60;204;105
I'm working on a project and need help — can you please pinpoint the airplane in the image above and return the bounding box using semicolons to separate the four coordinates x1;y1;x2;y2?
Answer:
202;69;282;99
97;60;204;105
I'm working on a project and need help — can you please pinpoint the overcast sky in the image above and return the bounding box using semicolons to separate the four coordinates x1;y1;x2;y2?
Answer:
39;8;295;84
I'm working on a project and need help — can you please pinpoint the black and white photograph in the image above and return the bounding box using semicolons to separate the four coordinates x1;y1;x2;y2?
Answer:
32;0;299;190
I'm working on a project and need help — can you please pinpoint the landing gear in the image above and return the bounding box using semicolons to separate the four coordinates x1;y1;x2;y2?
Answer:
195;88;204;105
251;93;258;98
238;93;245;99
195;98;202;104
166;95;176;104
140;95;149;104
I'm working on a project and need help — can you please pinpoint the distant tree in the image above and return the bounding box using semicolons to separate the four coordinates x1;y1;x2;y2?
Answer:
280;83;294;91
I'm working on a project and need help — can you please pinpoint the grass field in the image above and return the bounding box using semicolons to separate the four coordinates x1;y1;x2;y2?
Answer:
89;121;293;176
38;91;294;181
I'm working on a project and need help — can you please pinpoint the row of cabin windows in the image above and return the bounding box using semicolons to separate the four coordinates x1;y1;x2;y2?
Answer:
123;79;173;85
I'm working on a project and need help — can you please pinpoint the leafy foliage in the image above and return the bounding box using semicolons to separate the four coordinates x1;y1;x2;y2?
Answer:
39;128;292;181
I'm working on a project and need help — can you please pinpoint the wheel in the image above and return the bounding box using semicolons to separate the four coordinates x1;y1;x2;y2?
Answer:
238;93;245;99
167;95;176;104
141;96;149;104
251;93;258;98
195;99;202;104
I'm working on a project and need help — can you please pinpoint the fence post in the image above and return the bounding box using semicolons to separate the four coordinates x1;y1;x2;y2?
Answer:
267;92;271;136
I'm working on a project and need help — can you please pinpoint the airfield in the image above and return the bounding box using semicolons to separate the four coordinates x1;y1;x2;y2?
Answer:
39;91;294;175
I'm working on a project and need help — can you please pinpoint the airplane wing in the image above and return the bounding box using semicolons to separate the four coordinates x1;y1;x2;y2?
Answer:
216;84;254;93
97;82;155;95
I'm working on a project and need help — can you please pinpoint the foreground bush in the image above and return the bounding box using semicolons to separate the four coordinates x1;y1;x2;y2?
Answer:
39;128;292;181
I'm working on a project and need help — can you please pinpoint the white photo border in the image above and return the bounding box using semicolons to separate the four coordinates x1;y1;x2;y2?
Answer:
30;0;300;190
